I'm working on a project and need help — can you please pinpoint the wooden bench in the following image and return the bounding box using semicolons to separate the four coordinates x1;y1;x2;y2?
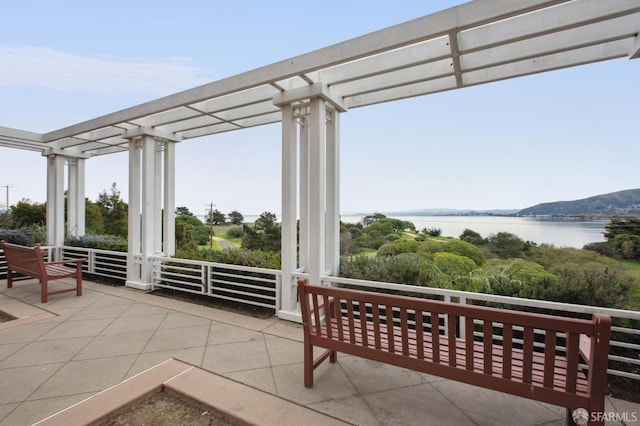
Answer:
298;279;611;426
1;240;86;303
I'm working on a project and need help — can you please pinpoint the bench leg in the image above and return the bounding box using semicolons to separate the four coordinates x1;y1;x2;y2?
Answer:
304;341;314;388
41;278;48;303
7;271;13;288
76;273;83;297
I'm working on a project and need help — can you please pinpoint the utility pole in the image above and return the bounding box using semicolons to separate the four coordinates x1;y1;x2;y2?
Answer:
1;185;13;211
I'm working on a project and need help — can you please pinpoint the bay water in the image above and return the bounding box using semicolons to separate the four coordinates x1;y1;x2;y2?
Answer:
340;215;608;249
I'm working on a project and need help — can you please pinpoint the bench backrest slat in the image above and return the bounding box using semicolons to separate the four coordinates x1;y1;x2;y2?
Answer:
503;324;513;379
565;332;580;393
416;311;425;360
465;317;474;370
522;327;535;384
400;308;409;356
544;330;556;388
447;313;456;367
359;301;369;347
431;311;440;363
483;320;492;374
386;305;395;353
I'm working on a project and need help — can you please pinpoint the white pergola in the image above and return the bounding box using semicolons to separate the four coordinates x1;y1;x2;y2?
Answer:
1;0;639;319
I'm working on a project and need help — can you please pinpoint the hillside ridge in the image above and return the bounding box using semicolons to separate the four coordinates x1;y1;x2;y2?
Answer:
517;188;640;216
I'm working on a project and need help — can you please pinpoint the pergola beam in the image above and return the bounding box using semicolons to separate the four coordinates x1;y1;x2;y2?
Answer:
40;0;569;144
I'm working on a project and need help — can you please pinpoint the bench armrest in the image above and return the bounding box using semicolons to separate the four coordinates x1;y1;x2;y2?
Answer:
579;334;592;364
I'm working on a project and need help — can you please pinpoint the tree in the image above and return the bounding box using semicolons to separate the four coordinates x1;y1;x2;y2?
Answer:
487;232;531;259
228;210;244;225
176;214;209;245
362;213;387;227
85;199;105;234
175;206;194;216
9;200;46;228
207;209;226;225
175;222;198;252
96;183;128;237
242;211;281;252
460;228;485;246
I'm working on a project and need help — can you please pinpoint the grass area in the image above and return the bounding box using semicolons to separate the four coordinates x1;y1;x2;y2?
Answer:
197;224;243;250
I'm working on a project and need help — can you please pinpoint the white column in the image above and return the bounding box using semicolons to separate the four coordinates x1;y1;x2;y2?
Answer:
127;139;142;284
154;142;163;254
325;109;340;276
46;156;56;246
308;97;327;285
280;103;298;317
299;114;310;271
67;159;77;239
66;158;86;238
164;141;176;256
46;155;65;257
140;135;156;286
75;158;86;236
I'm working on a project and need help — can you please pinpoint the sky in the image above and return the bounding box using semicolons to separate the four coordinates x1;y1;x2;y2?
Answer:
1;1;639;217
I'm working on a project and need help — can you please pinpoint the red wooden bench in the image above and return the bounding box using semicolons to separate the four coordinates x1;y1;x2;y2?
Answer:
298;279;611;426
1;240;86;303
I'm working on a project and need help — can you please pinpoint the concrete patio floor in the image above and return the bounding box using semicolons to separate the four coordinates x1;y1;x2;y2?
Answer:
0;278;638;426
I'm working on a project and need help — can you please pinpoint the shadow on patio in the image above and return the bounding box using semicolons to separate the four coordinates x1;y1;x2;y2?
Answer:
1;278;638;425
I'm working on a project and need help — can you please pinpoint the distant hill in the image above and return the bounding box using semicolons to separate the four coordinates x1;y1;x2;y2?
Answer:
386;208;520;216
517;189;640;216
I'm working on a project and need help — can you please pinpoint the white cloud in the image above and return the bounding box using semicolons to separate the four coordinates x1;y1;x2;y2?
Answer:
0;45;215;96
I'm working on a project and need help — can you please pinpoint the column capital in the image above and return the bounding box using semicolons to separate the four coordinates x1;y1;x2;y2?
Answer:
273;82;347;112
123;126;183;143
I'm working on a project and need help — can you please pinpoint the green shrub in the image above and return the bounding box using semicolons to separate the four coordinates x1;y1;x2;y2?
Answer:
377;239;420;256
460;228;485;245
178;248;281;270
433;252;476;276
423;227;442;237
0;225;45;246
340;254;439;287
227;227;244;238
440;239;486;267
65;235;128;251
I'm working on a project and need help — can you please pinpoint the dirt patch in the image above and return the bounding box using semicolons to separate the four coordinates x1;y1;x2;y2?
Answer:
100;391;248;426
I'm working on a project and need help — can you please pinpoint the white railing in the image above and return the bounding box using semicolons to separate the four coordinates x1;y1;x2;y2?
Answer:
60;246;128;281
319;275;640;382
1;246;638;384
149;255;280;310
